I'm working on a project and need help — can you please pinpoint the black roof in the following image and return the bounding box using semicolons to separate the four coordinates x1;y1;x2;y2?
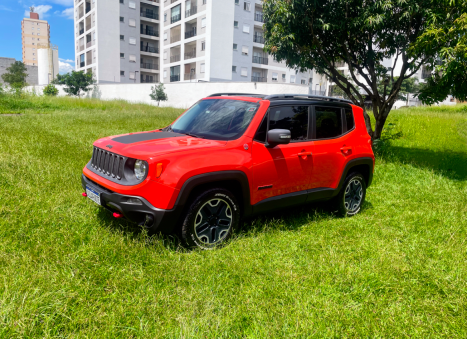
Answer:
207;93;352;104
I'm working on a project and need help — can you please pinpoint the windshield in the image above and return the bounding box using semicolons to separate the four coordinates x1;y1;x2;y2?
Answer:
170;99;260;140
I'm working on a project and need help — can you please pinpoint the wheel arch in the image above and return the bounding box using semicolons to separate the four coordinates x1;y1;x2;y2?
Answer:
337;157;374;192
175;171;252;217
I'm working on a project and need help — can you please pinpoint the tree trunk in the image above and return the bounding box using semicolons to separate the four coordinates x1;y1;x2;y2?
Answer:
406;93;409;106
373;111;389;140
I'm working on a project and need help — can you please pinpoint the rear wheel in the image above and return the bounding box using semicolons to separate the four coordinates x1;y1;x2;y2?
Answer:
179;188;241;249
333;172;366;216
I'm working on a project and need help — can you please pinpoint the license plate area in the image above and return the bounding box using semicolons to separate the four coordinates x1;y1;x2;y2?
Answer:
86;185;101;206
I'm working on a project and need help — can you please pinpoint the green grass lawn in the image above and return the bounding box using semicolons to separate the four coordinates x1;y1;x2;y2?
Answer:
1;95;467;337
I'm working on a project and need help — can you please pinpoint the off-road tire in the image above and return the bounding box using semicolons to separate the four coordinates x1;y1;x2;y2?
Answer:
333;172;367;217
179;188;241;249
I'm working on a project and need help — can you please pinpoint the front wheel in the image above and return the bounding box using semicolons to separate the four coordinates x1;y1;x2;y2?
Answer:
333;172;367;216
179;188;241;249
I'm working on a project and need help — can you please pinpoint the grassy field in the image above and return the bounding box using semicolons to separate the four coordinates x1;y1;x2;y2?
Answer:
1;95;467;337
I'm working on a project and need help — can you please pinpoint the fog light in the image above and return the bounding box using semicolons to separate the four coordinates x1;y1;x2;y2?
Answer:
122;197;143;205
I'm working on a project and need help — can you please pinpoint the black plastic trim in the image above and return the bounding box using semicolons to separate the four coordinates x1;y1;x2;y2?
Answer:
336;157;374;189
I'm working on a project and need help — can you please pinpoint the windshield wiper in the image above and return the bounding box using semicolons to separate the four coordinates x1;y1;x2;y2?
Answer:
182;132;203;139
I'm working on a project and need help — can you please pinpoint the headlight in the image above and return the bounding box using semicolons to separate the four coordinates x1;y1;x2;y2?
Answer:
134;160;148;180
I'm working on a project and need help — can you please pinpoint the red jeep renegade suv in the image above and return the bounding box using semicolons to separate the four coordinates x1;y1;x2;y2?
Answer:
82;93;374;249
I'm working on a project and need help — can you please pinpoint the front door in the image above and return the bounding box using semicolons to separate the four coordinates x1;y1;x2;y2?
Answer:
251;105;314;207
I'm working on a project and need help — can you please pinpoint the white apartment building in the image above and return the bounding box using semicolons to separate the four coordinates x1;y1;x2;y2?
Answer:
74;0;314;86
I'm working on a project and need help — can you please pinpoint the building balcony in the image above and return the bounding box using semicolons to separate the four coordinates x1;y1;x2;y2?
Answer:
185;28;197;39
251;76;266;82
252;56;268;65
85;3;91;13
253;35;264;44
170;54;181;62
171;14;181;24
184;50;196;60
184;73;200;81
141;46;159;53
140;28;159;37
170;75;180;82
140;11;159;20
80;61;85;68
185;6;197;18
79;29;84;35
170;35;181;43
255;12;265;23
141;63;159;70
140;78;158;83
86;58;92;65
86;41;93;48
143;0;159;3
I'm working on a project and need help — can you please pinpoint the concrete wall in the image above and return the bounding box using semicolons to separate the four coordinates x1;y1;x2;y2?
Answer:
26;81;309;108
0;57;38;85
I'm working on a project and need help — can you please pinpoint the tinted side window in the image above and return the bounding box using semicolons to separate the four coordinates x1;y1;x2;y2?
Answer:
345;108;355;131
315;106;342;139
268;106;309;141
254;113;268;142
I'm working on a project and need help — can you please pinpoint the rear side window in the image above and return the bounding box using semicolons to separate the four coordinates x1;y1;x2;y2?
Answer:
345;108;355;131
315;106;342;139
268;106;309;141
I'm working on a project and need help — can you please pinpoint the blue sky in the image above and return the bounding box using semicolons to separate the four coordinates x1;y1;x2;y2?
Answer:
0;0;75;73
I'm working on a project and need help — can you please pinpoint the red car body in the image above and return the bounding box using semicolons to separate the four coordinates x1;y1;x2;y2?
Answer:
82;94;374;234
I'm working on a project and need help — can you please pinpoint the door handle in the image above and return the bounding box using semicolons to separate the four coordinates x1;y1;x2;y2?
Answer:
297;152;312;157
340;147;352;156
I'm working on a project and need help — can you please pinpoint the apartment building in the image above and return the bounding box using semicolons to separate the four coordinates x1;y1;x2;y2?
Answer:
22;11;51;66
74;0;313;86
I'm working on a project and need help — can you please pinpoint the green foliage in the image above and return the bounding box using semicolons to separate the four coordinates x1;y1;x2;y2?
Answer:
377;77;421;103
54;71;95;98
149;83;168;106
1;61;28;90
42;84;59;96
0;99;467;336
263;0;467;139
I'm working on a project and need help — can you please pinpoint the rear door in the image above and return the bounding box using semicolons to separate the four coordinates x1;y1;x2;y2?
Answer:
251;105;314;205
309;105;354;189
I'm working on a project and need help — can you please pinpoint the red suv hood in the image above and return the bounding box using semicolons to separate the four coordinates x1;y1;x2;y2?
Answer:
93;131;227;160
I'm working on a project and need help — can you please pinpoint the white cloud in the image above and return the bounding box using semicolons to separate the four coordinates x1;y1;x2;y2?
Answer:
55;7;73;19
47;0;73;6
24;5;52;19
59;58;74;63
59;60;74;74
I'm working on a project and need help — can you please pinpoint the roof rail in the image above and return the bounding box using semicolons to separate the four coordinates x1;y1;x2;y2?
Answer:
208;93;266;98
263;94;353;104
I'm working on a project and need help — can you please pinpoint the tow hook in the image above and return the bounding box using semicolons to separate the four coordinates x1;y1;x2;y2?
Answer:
113;212;123;218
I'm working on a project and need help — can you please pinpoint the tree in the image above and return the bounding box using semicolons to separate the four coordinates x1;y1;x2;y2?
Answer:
150;83;168;106
54;71;95;98
43;84;59;96
377;77;421;106
263;0;467;140
1;61;28;90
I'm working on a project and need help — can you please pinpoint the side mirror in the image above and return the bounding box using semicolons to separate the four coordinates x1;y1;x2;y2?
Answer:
266;129;291;147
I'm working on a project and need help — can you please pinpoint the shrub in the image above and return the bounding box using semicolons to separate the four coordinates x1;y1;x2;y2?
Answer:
43;84;59;96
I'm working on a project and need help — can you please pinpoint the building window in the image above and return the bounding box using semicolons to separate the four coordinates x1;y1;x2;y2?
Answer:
120;53;125;58
200;63;205;73
164;70;167;78
120;16;124;22
120;35;124;40
244;1;250;11
129;55;136;62
129;1;136;8
282;74;286;80
234;21;238;28
243;24;250;33
164;13;167;22
129;72;135;79
272;72;278;81
233;43;237;50
121;71;125;76
120;0;123;3
301;79;306;85
201;17;206;27
37;33;40;36
290;75;296;83
241;67;248;77
164;51;167;59
164;32;167;40
235;0;239;4
129;37;136;44
129;19;136;27
232;66;237;72
201;41;205;51
242;46;248;55
33;58;36;60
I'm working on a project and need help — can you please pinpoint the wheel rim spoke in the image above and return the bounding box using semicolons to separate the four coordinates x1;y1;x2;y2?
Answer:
194;198;233;245
344;178;363;213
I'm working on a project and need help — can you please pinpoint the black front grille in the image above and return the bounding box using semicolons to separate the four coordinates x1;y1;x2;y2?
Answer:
91;147;127;180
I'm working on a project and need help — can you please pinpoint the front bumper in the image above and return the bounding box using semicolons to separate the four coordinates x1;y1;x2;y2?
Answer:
81;174;180;234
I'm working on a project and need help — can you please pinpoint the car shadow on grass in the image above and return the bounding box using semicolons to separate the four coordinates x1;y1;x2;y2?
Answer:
377;145;467;181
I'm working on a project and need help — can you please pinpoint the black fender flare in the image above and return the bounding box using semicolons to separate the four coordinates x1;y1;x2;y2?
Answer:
336;157;374;193
174;170;253;217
